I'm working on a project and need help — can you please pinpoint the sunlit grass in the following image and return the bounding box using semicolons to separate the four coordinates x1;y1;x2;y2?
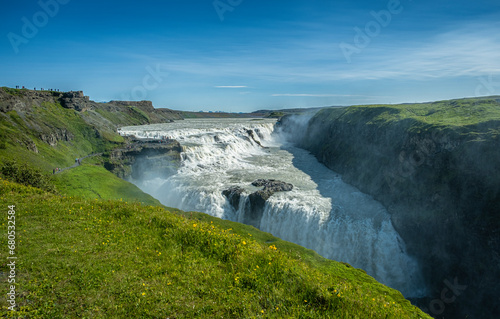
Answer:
346;98;500;128
0;179;430;318
52;163;161;206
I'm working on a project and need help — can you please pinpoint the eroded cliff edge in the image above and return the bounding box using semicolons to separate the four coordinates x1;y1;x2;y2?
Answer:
280;98;500;318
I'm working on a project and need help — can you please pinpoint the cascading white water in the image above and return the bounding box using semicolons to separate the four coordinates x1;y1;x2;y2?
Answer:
120;118;428;298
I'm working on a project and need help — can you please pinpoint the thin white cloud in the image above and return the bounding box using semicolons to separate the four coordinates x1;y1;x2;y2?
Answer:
215;86;248;88
272;94;361;97
272;94;394;99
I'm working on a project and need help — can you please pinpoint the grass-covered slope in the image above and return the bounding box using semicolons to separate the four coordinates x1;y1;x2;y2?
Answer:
52;163;162;206
0;179;430;318
0;90;121;171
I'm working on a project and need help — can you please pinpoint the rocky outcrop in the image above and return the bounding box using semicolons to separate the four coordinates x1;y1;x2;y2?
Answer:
222;186;245;210
251;179;294;192
223;179;293;228
285;100;500;319
60;91;94;111
0;88;62;113
104;140;182;179
0;89;98;113
19;138;38;153
246;129;264;147
39;128;74;146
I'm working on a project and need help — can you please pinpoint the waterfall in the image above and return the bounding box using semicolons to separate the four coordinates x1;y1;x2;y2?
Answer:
120;118;428;298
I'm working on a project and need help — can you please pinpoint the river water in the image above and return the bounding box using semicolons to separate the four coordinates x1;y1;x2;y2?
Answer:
119;118;427;298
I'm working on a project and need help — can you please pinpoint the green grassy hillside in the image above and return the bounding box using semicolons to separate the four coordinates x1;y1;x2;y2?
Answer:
0;96;121;171
0;87;175;199
0;179;429;318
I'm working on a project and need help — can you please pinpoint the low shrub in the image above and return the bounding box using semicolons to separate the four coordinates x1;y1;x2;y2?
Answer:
0;160;55;192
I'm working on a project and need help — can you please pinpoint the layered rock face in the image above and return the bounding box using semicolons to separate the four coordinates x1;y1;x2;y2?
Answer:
281;102;500;318
60;91;93;111
104;140;182;179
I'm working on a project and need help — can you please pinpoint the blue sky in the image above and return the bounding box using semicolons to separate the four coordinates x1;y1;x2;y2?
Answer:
1;0;500;112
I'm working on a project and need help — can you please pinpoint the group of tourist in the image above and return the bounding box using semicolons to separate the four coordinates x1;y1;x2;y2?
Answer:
14;85;60;92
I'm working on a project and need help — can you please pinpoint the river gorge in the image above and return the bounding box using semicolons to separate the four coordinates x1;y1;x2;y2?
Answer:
119;118;429;299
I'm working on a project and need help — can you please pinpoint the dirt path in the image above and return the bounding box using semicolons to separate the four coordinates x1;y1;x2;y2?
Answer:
53;153;102;174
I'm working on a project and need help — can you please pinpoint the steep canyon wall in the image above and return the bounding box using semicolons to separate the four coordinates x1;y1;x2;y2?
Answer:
281;100;500;318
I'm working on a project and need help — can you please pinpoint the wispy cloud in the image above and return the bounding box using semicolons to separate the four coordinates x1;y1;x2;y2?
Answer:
335;22;500;80
215;86;248;88
272;94;362;97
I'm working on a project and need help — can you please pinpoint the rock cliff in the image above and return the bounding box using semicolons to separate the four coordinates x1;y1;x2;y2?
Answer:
104;140;182;179
281;98;500;318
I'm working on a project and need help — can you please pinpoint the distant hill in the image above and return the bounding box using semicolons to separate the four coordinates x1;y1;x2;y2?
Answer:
181;111;266;118
252;106;344;117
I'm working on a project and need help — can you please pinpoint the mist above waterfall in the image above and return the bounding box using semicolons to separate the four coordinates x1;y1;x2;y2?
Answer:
120;118;428;298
